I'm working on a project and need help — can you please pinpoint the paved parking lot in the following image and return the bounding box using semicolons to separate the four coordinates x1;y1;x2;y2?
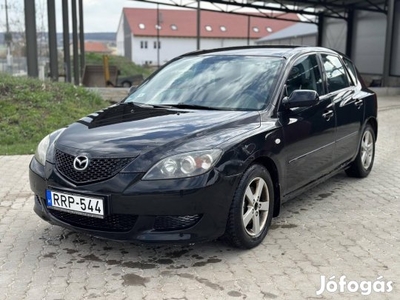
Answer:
0;97;399;300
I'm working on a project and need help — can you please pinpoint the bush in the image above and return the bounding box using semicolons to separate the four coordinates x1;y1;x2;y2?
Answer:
0;74;107;155
85;53;153;78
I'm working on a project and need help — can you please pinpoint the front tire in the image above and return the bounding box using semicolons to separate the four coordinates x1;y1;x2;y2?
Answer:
346;124;375;178
122;81;132;87
224;164;274;249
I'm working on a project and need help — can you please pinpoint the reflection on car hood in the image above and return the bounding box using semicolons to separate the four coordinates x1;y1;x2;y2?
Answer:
55;103;261;156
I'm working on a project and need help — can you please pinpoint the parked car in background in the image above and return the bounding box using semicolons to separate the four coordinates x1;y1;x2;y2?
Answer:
29;46;377;249
116;74;144;87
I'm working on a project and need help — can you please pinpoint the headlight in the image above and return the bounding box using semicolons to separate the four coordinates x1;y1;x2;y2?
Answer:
34;128;65;166
143;149;222;180
34;135;50;166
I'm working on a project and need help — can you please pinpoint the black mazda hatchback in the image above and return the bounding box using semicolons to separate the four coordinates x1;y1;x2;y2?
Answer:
29;46;377;248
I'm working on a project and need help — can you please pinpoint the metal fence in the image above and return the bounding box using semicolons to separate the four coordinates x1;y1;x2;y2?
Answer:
0;56;49;79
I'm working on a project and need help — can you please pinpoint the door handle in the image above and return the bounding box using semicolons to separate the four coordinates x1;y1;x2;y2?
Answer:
354;99;363;109
322;110;334;121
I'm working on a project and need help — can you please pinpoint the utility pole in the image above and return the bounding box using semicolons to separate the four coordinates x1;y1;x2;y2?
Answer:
157;4;160;68
4;0;9;34
4;0;13;74
196;0;200;50
247;16;250;46
25;0;38;77
47;0;59;81
382;0;395;87
62;0;71;82
78;0;85;78
71;0;80;85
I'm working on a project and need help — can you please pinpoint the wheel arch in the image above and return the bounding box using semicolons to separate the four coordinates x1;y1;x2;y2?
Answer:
251;156;281;217
366;117;378;141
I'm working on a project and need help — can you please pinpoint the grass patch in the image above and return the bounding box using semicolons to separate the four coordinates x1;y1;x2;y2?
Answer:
0;74;108;155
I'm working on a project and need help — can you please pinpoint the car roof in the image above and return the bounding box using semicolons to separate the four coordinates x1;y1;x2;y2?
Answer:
180;45;340;59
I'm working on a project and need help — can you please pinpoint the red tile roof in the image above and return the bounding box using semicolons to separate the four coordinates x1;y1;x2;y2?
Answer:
123;8;300;39
84;41;111;53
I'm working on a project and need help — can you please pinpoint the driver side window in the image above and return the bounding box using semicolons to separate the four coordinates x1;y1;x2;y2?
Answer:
286;54;323;96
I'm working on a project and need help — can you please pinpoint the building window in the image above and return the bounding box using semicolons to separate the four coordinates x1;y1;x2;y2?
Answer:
153;41;161;49
138;23;145;29
205;25;212;32
253;27;259;33
266;27;273;33
171;24;178;30
141;41;148;49
220;26;227;32
155;25;162;30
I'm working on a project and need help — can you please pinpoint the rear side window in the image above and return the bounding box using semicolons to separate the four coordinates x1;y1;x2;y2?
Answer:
343;58;357;86
322;54;350;93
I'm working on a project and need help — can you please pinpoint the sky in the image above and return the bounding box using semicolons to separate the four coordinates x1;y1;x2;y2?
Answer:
57;0;156;32
0;0;172;33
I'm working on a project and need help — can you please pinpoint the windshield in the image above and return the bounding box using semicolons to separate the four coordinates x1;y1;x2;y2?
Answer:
125;55;283;111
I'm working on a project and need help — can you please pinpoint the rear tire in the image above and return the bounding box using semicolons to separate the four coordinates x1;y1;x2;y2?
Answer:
224;164;274;249
345;124;375;178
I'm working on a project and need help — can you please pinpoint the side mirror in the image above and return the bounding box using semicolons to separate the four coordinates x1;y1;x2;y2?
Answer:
282;90;319;109
128;86;136;95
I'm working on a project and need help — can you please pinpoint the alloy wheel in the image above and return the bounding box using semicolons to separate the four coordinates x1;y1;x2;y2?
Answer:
361;130;374;170
241;177;269;237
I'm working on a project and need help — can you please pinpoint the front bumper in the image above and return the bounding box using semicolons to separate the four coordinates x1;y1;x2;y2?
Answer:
29;157;241;244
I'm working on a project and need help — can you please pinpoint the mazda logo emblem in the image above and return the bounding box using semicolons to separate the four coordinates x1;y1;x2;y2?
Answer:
73;155;89;171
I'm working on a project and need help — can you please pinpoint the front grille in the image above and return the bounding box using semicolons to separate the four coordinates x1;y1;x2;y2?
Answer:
49;210;138;232
55;150;132;184
154;215;202;231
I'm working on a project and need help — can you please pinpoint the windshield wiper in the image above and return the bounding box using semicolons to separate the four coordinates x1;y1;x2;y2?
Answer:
122;102;170;109
162;103;227;110
124;102;231;110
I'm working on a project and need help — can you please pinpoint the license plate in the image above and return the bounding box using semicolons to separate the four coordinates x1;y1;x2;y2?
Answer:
46;189;104;218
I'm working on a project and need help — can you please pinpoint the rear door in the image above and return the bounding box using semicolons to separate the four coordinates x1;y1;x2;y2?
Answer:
320;54;364;166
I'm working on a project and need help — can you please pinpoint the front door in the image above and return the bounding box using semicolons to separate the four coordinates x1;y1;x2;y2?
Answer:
279;54;336;195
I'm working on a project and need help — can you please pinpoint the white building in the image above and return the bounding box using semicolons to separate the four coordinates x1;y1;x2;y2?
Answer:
116;8;299;66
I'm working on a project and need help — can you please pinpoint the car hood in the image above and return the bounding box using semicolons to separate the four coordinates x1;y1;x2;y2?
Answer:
55;103;261;158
